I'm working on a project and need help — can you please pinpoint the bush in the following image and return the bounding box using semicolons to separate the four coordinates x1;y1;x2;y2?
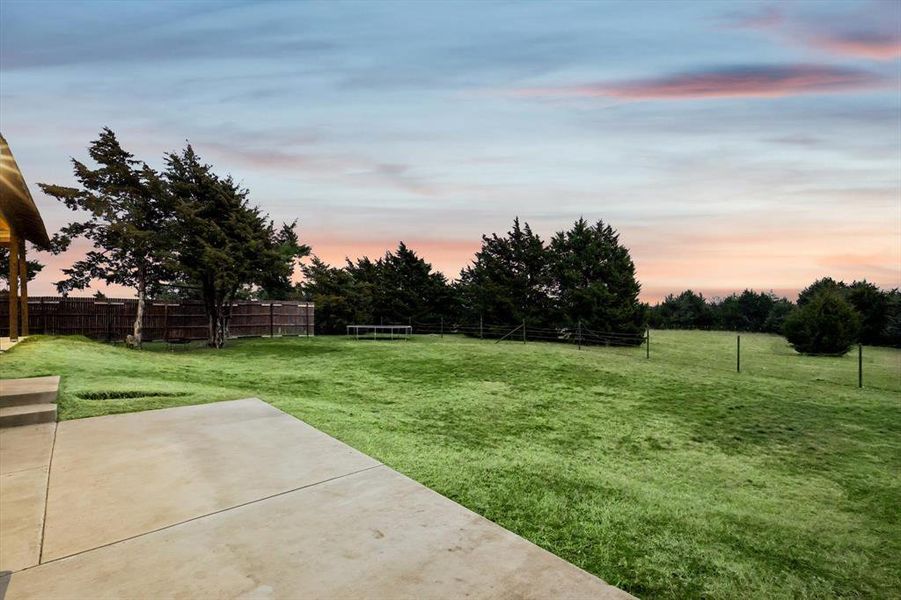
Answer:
783;290;860;355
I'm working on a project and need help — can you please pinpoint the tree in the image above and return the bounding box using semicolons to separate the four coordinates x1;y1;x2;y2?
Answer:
797;277;847;306
0;245;44;287
883;289;901;347
783;289;860;355
300;257;360;334
763;297;794;334
457;218;552;326
649;290;714;329
714;290;779;332
39;128;173;347
846;280;889;346
164;145;305;348
257;221;311;300
348;242;455;324
548;218;643;336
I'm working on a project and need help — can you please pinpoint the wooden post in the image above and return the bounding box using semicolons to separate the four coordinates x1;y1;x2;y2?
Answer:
858;344;863;388
19;239;28;336
737;335;741;373
107;303;113;343
8;231;19;341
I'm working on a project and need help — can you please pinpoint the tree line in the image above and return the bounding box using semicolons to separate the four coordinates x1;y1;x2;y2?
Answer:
28;130;643;348
10;128;896;355
300;217;645;342
648;279;901;352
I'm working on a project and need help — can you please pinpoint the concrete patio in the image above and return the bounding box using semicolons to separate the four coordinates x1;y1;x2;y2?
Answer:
0;398;631;599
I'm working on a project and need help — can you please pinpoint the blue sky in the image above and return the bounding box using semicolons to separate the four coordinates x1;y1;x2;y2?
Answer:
2;0;899;300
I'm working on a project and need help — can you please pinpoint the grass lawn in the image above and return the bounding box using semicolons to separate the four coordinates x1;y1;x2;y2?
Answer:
2;331;899;598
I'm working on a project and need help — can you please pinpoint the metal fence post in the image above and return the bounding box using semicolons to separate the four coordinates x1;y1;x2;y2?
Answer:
737;334;741;373
577;320;582;350
858;343;863;388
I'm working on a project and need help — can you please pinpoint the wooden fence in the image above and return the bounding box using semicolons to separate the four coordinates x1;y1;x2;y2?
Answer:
0;296;314;342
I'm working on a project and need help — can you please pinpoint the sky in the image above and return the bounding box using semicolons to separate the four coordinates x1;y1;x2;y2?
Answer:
1;0;899;303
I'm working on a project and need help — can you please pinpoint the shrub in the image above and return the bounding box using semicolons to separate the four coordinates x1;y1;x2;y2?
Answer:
783;290;860;355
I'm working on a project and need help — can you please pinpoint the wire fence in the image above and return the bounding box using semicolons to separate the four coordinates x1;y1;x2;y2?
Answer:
397;319;900;394
407;318;646;347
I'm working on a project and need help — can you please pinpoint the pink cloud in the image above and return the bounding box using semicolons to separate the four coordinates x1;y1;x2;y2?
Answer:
806;32;901;61
515;65;885;101
724;4;901;62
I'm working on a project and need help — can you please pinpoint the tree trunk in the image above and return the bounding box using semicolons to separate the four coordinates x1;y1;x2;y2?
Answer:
207;300;229;349
129;276;146;349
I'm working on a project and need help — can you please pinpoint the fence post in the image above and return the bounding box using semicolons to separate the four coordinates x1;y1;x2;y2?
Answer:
522;319;526;344
163;303;169;342
646;327;650;359
737;334;741;373
858;343;863;388
577;320;582;350
440;316;444;338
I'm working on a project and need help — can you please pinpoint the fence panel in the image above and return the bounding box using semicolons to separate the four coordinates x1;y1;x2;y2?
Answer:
0;296;315;342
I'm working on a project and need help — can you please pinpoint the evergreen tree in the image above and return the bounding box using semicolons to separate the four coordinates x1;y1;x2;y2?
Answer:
457;218;551;326
164;145;304;348
847;280;890;345
649;290;714;329
300;257;360;334
548;218;643;336
0;245;44;287
797;277;847;306
714;290;778;332
351;242;454;323
763;297;794;334
39;128;174;347
257;222;311;300
883;289;901;347
784;289;860;355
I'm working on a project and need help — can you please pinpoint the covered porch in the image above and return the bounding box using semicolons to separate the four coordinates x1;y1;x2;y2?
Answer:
1;133;51;342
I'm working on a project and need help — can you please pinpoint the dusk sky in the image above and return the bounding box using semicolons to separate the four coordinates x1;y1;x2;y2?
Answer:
1;0;899;302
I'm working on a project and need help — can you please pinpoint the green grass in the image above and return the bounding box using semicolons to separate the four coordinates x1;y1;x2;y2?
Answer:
2;331;899;598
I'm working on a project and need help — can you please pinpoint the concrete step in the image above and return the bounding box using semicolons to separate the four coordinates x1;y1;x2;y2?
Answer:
0;403;57;428
0;376;60;408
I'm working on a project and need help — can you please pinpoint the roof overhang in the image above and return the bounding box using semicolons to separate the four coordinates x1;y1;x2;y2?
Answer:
0;132;51;249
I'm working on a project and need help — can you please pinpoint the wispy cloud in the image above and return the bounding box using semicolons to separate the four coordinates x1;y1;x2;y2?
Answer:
723;2;901;61
515;65;885;101
806;31;901;61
